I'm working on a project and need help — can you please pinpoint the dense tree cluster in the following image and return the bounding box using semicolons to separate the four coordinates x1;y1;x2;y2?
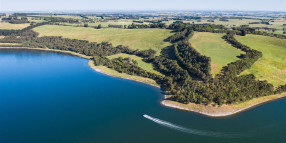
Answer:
43;17;79;23
0;22;48;36
274;84;286;94
93;56;165;83
23;36;121;57
127;23;167;29
168;23;228;34
108;24;123;28
174;41;211;80
150;56;190;91
9;17;29;24
156;23;276;105
166;25;211;80
234;27;286;39
166;27;193;43
116;45;156;58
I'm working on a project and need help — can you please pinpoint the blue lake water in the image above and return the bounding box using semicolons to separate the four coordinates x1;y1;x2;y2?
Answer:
0;49;285;143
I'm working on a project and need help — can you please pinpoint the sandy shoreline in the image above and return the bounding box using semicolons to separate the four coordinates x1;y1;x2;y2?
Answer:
161;94;286;117
87;60;160;88
2;46;286;117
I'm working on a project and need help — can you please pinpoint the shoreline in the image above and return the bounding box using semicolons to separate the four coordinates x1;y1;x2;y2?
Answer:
0;47;92;59
0;47;160;88
1;46;285;117
161;94;286;117
87;60;160;88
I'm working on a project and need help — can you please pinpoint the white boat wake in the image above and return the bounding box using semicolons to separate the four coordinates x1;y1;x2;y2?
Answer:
143;114;243;138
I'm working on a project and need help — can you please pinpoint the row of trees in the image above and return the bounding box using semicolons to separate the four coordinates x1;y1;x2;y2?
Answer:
127;23;167;29
150;56;191;91
116;45;156;58
43;17;79;23
9;17;29;24
234;27;286;39
174;41;211;80
0;22;48;36
23;36;121;57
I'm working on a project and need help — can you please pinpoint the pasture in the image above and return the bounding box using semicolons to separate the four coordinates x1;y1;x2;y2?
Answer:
236;35;286;86
189;32;244;76
33;25;172;54
0;22;30;29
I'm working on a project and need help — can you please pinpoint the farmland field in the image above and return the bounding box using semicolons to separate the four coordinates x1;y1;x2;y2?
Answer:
236;35;286;86
0;22;30;29
33;25;172;54
184;19;262;27
189;32;244;76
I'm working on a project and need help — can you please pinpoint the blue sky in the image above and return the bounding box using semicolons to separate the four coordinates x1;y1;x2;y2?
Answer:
0;0;285;12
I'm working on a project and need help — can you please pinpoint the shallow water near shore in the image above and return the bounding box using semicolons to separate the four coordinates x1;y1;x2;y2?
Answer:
0;49;286;143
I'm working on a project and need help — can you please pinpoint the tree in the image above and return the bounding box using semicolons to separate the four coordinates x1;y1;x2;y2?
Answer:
241;30;246;36
97;24;102;29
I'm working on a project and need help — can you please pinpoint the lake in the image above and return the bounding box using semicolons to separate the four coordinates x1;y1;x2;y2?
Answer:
0;49;285;143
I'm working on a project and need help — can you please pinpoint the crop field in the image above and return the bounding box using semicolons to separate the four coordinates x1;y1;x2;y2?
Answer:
33;25;172;54
236;35;286;86
107;53;162;75
185;19;262;27
0;22;30;29
189;32;244;76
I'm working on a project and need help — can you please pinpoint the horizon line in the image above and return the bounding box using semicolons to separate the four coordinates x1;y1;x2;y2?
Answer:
1;9;286;14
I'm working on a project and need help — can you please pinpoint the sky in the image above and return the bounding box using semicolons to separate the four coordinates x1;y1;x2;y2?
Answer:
0;0;285;12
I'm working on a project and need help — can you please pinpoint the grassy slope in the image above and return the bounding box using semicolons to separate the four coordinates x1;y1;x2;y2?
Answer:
0;22;30;29
236;35;286;86
33;25;172;54
189;32;244;76
107;53;162;75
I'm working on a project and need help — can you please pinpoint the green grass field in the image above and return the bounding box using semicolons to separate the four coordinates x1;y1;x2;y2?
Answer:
33;25;172;54
189;32;244;76
0;22;30;29
0;43;22;46
185;19;261;27
236;35;286;86
107;53;162;75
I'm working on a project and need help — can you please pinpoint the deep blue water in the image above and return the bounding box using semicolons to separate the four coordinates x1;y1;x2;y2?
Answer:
0;49;285;143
